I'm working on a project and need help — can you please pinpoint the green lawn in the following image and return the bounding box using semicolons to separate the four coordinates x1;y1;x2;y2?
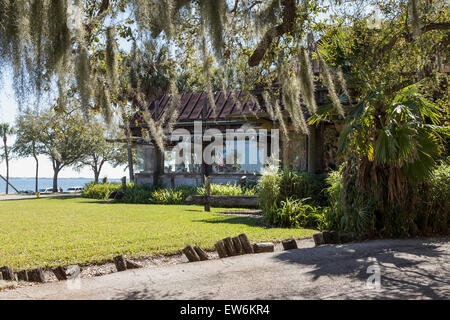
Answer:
0;197;316;269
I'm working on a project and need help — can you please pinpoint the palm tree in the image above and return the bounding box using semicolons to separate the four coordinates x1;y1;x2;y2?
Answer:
0;123;14;194
334;84;445;235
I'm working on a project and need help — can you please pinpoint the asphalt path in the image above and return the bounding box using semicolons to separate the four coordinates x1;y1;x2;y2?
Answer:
1;237;448;300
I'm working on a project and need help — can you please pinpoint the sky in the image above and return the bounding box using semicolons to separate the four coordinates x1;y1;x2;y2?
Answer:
0;7;134;179
0;78;128;179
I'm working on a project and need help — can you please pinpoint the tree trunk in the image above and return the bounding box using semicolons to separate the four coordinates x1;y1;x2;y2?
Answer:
5;152;8;194
35;160;39;193
94;170;99;184
53;168;60;192
3;138;8;194
127;145;134;183
95;160;105;184
33;151;39;193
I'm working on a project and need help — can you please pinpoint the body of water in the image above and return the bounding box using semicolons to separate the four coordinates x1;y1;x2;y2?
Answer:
0;177;122;194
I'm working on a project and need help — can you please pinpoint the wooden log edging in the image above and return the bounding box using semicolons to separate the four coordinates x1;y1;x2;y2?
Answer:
182;245;201;262
194;246;209;261
28;268;45;283
53;266;67;281
0;265;14;281
313;232;325;246
238;233;254;254
215;240;228;258
253;242;275;253
52;265;83;281
314;230;355;246
232;236;243;255
282;238;298;250
223;237;237;256
114;254;143;271
114;255;128;271
126;260;142;269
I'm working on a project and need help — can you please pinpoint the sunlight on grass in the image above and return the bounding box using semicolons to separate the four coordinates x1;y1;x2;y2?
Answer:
0;197;316;269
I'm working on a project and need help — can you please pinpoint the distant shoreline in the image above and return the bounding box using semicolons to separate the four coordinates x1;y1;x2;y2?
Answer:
5;177;124;180
0;177;124;194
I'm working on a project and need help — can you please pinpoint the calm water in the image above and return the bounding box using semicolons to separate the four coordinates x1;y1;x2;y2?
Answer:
0;177;122;193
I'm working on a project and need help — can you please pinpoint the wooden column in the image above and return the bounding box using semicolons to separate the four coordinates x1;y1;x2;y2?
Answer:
307;124;324;174
153;145;164;187
204;176;211;212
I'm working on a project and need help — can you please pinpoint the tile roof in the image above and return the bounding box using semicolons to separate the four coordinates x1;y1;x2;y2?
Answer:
146;91;261;122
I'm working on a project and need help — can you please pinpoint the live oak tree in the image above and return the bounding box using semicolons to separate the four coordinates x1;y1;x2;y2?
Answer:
37;108;92;191
13;109;44;193
75;119;128;183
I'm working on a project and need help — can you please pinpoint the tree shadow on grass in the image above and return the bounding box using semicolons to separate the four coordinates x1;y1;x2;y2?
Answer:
270;237;450;299
77;200;118;204
194;216;270;228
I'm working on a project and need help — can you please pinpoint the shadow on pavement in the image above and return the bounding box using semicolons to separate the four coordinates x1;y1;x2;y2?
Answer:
270;238;450;299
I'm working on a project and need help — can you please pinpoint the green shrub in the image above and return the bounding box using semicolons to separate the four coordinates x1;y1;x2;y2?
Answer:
120;185;152;204
151;186;197;204
323;169;345;231
415;163;450;234
197;183;257;196
324;163;450;236
81;183;121;200
257;166;280;214
257;167;325;228
267;198;324;229
151;189;184;204
84;182;253;204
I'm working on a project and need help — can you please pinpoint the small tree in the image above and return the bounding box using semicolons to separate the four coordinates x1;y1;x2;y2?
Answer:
13;110;43;193
76;119;128;184
0;123;14;194
38;108;92;191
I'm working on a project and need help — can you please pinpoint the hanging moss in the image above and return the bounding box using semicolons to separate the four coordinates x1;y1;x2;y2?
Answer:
279;61;308;134
47;0;71;71
318;54;344;117
76;46;91;114
297;47;317;113
106;27;119;94
199;0;228;58
409;0;421;38
200;26;217;118
274;99;289;140
337;65;351;104
262;91;275;118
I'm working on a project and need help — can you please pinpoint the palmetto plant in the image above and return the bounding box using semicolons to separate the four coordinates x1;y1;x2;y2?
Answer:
331;83;447;235
340;84;444;180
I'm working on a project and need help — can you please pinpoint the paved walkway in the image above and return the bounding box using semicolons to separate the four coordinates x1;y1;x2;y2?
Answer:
0;193;81;201
1;237;448;300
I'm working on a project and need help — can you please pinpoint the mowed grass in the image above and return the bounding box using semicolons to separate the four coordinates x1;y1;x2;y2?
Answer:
0;197;316;269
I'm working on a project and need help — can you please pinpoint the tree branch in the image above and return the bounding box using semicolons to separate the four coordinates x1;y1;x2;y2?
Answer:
378;22;450;56
421;22;450;33
248;0;298;67
85;0;111;40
